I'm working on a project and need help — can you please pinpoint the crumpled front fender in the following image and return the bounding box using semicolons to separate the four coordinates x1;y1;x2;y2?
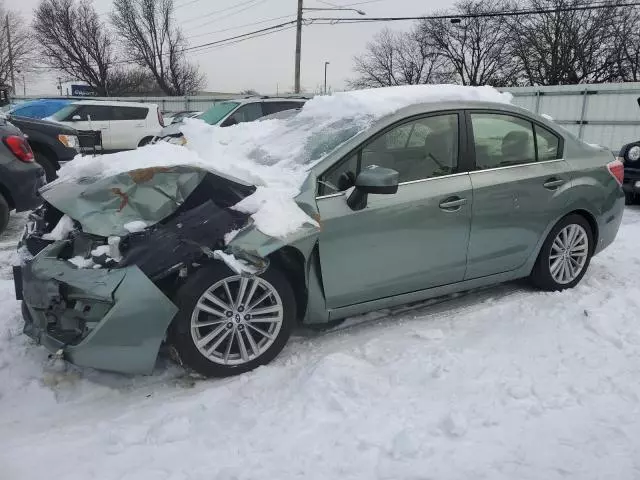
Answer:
22;242;178;375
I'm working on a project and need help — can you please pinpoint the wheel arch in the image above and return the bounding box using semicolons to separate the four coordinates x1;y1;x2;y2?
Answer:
570;208;599;252
138;136;154;147
268;246;308;322
0;182;14;209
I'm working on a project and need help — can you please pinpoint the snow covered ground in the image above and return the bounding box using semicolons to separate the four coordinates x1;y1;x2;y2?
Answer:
2;208;640;480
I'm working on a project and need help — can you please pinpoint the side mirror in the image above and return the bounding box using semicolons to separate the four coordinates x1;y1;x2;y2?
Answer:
71;115;81;121
347;166;399;211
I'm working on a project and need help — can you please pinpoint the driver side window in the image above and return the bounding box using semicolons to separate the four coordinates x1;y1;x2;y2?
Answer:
318;113;459;196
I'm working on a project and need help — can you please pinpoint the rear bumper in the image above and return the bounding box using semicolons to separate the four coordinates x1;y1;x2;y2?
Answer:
4;163;45;212
15;242;178;374
594;194;625;256
622;168;640;194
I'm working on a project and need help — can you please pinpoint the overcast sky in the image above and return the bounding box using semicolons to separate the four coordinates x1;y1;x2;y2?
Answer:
6;0;456;95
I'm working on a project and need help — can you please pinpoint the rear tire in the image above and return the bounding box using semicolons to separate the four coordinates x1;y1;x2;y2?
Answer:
33;150;57;182
169;262;296;377
530;214;593;291
0;193;9;235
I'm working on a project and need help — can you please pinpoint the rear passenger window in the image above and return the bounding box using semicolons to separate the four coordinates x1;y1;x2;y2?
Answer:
76;105;114;121
114;106;148;120
471;113;535;169
262;101;304;115
535;124;561;160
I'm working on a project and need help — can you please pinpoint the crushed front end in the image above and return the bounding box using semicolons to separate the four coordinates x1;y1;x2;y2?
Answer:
15;166;256;374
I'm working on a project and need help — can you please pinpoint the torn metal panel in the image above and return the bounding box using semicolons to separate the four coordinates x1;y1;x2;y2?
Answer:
20;242;178;375
40;166;207;237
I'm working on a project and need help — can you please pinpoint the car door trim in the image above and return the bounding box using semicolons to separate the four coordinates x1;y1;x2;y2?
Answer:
468;158;565;174
316;171;471;200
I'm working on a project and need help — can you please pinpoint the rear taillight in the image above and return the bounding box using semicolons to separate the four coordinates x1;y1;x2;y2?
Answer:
607;159;624;185
157;108;164;127
3;135;34;163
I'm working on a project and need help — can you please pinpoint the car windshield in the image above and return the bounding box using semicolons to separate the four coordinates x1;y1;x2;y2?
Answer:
242;111;368;167
198;102;240;125
50;104;78;121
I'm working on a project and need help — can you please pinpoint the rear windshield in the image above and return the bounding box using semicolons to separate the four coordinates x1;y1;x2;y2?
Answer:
198;102;239;125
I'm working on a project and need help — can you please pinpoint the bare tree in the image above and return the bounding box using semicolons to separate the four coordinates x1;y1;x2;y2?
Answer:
0;3;34;92
609;5;640;81
33;0;118;95
112;0;204;96
349;27;452;89
419;0;519;86
509;0;622;85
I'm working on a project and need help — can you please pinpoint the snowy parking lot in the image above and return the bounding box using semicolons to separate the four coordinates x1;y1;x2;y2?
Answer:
1;207;640;480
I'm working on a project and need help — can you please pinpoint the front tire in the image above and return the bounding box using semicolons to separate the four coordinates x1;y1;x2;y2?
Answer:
170;262;296;377
530;214;593;291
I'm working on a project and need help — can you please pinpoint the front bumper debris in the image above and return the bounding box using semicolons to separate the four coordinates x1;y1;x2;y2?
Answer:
15;242;178;374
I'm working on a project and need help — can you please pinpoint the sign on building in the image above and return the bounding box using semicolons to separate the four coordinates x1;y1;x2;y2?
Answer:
71;85;96;97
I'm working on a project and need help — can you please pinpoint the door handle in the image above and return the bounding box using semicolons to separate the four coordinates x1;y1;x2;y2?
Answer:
439;196;467;211
543;178;565;190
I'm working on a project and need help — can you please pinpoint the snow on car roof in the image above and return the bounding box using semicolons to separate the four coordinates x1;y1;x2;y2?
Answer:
55;85;512;238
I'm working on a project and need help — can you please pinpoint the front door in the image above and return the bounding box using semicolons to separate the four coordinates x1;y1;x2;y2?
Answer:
316;112;473;309
465;111;571;279
72;104;113;150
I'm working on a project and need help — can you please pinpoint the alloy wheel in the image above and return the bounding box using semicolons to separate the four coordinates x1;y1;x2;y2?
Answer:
549;223;589;285
190;275;284;366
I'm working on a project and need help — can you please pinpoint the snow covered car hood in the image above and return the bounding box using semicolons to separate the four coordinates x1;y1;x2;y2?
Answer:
39;165;243;237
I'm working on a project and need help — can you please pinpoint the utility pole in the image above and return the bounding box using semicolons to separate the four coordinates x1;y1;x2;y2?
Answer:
6;15;15;95
294;0;303;94
324;61;329;95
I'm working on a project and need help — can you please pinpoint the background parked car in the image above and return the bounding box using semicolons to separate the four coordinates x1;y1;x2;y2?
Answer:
157;97;307;144
169;110;203;124
7;114;80;181
8;99;71;119
46;100;164;151
0;116;45;234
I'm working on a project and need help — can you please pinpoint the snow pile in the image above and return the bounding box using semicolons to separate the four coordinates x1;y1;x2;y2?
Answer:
123;220;148;233
1;210;640;479
41;214;74;241
55;85;511;238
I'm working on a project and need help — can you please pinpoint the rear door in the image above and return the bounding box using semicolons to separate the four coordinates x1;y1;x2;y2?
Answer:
71;104;113;149
109;106;150;150
465;110;570;279
316;111;473;309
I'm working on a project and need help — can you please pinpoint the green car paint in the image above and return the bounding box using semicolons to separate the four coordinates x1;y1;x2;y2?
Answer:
18;100;624;374
22;243;178;374
41;166;207;237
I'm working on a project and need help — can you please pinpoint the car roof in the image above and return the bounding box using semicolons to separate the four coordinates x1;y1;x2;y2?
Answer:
70;100;157;108
224;97;308;105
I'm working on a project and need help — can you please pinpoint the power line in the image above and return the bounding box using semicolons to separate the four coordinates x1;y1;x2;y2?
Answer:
182;0;266;26
184;14;295;40
188;24;298;56
308;1;640;24
185;20;298;53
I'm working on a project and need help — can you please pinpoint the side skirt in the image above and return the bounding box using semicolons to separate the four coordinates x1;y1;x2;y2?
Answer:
327;269;526;322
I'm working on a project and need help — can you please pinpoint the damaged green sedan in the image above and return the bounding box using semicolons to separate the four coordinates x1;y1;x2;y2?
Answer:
13;88;625;377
